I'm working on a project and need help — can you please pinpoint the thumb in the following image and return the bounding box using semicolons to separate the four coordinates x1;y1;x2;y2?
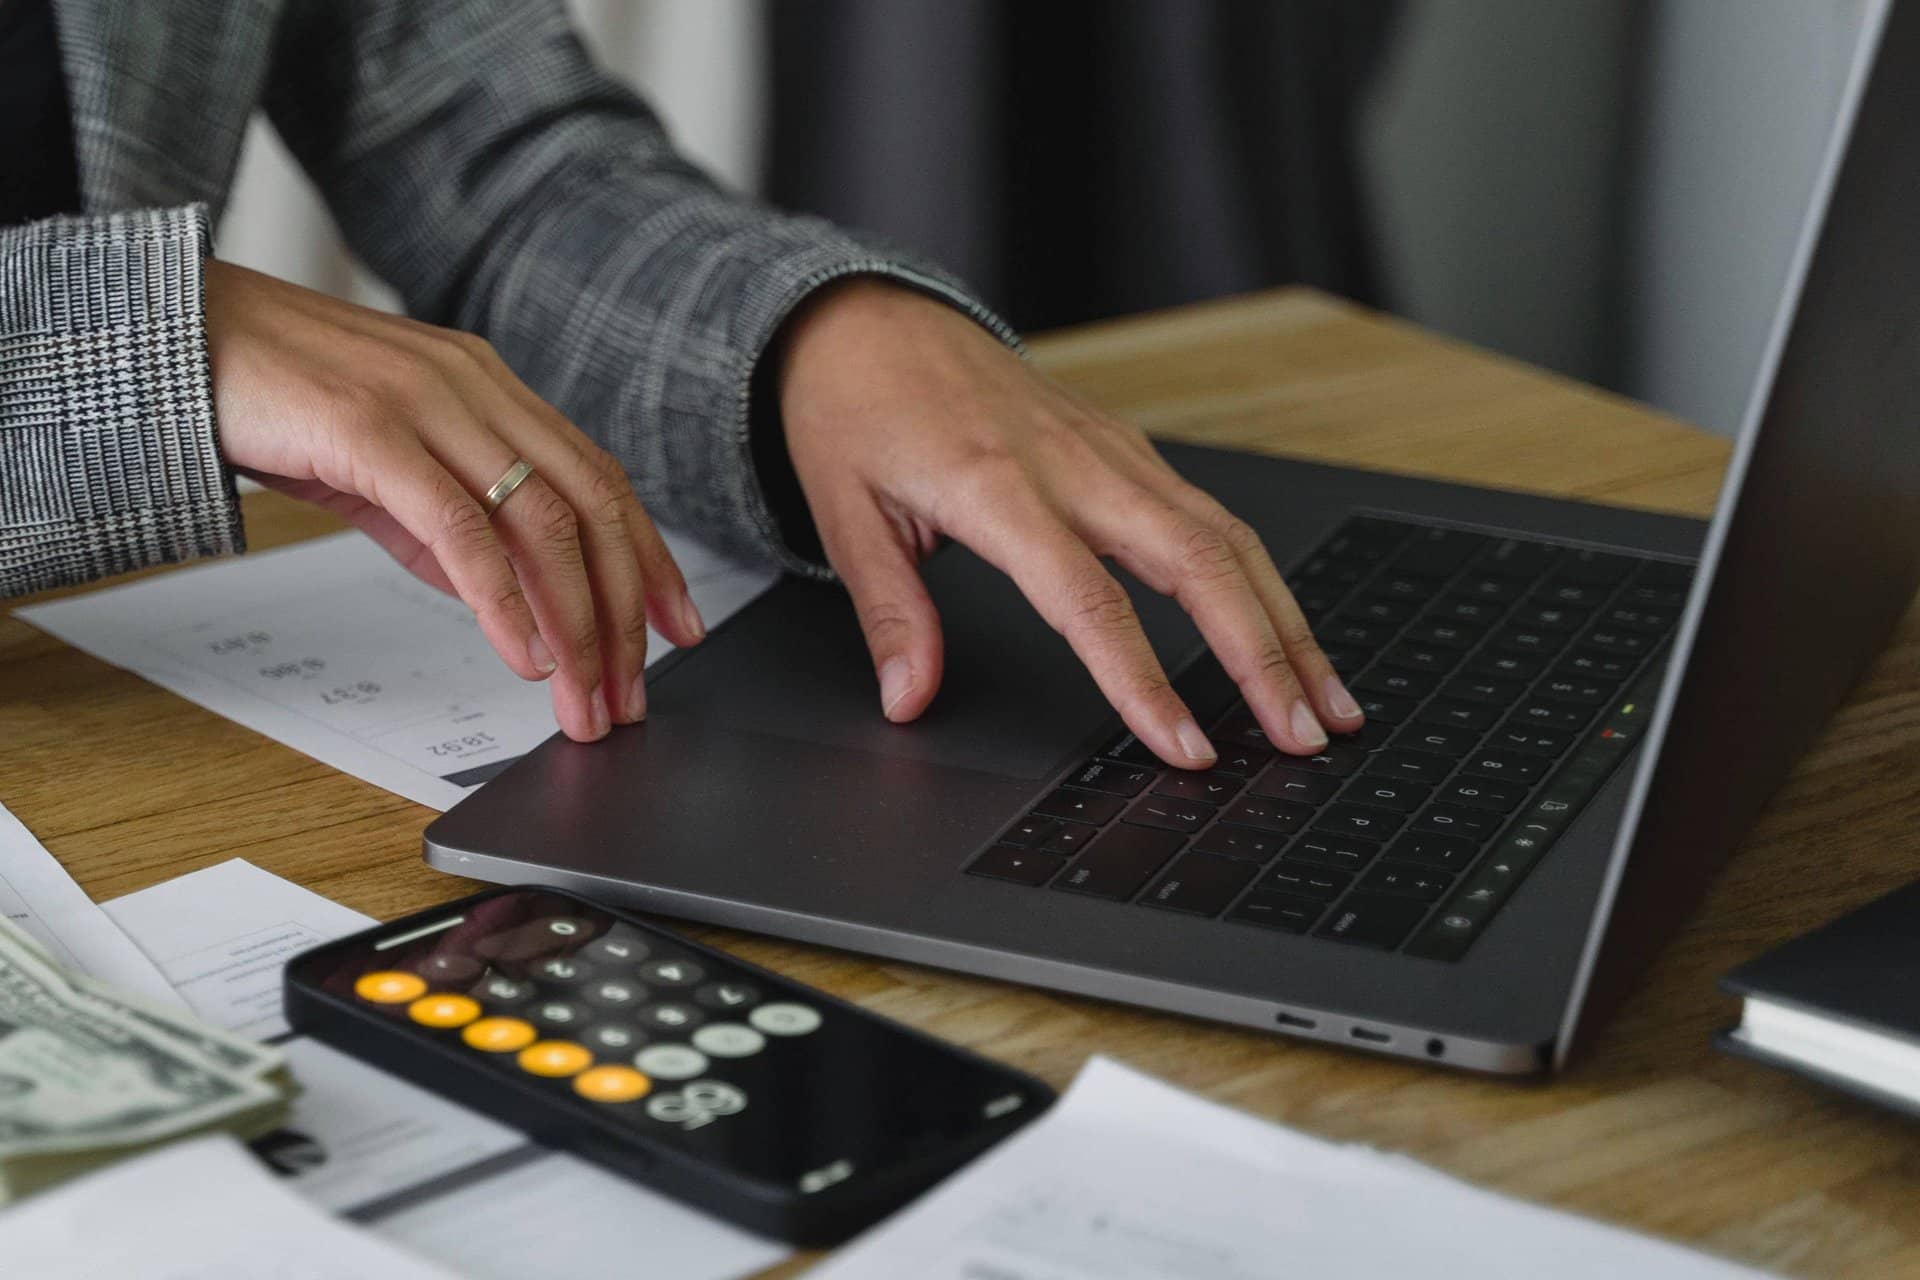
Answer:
820;497;946;723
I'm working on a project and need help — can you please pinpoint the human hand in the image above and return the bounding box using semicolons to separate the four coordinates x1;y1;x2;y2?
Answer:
776;279;1364;769
202;260;703;743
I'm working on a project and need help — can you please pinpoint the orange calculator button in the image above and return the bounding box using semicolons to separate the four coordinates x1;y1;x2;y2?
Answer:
462;1017;537;1053
517;1040;594;1078
355;971;427;1004
408;993;481;1029
572;1065;652;1104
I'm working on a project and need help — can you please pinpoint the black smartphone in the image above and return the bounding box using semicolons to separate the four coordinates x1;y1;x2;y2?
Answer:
283;885;1054;1245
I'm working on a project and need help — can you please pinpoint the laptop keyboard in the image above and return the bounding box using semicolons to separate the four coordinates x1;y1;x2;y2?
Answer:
964;516;1692;961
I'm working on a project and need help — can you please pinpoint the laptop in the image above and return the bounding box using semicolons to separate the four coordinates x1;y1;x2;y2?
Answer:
425;1;1920;1074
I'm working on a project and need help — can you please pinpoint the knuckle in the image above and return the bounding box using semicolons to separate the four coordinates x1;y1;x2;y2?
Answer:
857;598;917;650
1175;523;1239;583
1064;569;1137;637
519;484;579;551
579;454;635;530
1216;513;1265;557
1252;643;1300;685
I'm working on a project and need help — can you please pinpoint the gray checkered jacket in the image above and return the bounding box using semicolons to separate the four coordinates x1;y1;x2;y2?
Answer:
0;0;1012;598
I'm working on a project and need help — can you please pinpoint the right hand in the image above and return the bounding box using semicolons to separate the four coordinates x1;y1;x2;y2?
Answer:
202;259;704;743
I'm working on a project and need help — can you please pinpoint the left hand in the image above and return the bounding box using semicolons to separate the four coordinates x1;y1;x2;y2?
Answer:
776;279;1365;770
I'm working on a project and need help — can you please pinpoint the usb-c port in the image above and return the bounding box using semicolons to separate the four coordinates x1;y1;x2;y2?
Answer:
1274;1011;1317;1030
1349;1026;1391;1044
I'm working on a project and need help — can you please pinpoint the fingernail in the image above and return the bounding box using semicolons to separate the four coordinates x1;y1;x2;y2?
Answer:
1290;699;1328;750
627;673;648;723
680;594;706;643
879;656;914;719
1174;717;1216;764
528;633;557;675
1325;675;1362;721
590;685;611;737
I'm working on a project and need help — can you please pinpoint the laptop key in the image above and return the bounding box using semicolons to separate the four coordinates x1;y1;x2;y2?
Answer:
1512;699;1592;730
1326;719;1395;750
1561;649;1636;680
1347;597;1416;625
1226;890;1326;933
1281;745;1366;776
1488;723;1575;756
1582;628;1653;656
1534;581;1607;607
1001;815;1061;847
1261;864;1353;900
1101;733;1164;768
1410;803;1502;841
1355;667;1436;699
1554;549;1634;585
1344;774;1429;813
1383;831;1479;871
1155;772;1245;805
1537;674;1616;705
1601;605;1674;633
1068;760;1155;796
1034;788;1125;824
1141;853;1258;917
1323;617;1394;650
1490;627;1566;657
1125;796;1216;835
1192;825;1286;861
1287;832;1382;873
1391;528;1487;577
1402;620;1484;650
1458;748;1547;785
1359;863;1453;902
1440;674;1525;705
1465;650;1546;681
1414;699;1497;732
1318;803;1405;841
1315;893;1429;948
1369;748;1455;784
1430;596;1505;625
1380;642;1460;674
1509;602;1589;632
1220;797;1315;835
1249;766;1341;806
1475;538;1561;580
1437;777;1526;812
967;845;1067;887
1053;825;1184;900
1212;745;1274;776
1389;723;1476;757
1040;821;1099;855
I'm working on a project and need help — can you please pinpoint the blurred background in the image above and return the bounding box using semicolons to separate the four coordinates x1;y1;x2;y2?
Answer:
220;0;1877;439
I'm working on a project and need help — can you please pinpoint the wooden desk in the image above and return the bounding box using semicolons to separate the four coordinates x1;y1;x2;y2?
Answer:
5;288;1919;1277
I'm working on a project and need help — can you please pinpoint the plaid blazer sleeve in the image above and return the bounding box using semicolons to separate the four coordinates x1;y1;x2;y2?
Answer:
0;204;244;599
263;0;1019;578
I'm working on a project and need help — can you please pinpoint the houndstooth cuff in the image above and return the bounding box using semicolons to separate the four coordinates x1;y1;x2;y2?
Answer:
0;204;243;598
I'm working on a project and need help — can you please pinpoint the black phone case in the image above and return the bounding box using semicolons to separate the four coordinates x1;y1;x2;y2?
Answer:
283;885;1055;1245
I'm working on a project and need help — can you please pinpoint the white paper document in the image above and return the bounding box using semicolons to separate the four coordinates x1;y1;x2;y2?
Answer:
811;1056;1773;1280
102;858;787;1280
0;802;178;1003
0;1134;460;1279
20;528;775;810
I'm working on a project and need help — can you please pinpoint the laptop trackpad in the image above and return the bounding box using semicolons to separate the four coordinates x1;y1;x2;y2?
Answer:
650;547;1201;782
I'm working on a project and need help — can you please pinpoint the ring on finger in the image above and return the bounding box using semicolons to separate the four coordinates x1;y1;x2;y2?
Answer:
482;459;537;516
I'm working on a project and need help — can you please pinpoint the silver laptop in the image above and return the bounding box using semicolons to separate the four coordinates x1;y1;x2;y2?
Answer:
425;1;1920;1074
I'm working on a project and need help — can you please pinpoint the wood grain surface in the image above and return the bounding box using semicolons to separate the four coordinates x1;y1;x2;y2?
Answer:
5;288;1918;1277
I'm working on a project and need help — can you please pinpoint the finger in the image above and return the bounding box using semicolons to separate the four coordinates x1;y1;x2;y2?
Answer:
816;485;945;722
1076;484;1331;755
949;478;1215;768
346;439;550;685
426;429;609;743
1089;432;1365;736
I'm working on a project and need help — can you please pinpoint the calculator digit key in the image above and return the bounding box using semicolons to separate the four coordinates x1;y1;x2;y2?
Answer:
584;935;649;965
476;975;533;1005
462;1016;538;1053
638;1002;705;1033
533;956;592;982
583;1023;648;1055
531;999;587;1030
692;1022;768;1059
641;958;705;988
682;1081;748;1117
584;979;646;1009
694;982;761;1012
517;1040;594;1077
635;1043;709;1080
354;971;427;1004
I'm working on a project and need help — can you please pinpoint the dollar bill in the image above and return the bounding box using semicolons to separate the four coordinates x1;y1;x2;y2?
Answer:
0;916;294;1202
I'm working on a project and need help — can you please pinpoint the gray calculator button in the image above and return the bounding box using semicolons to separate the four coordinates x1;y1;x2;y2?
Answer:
534;957;590;982
640;959;704;987
646;1092;700;1125
532;1000;585;1028
542;918;589;938
584;1023;646;1054
749;1002;822;1037
691;1023;765;1059
585;935;649;965
584;979;645;1009
637;1002;704;1033
420;953;484;984
478;976;531;1004
682;1080;747;1116
635;1044;708;1080
694;981;760;1012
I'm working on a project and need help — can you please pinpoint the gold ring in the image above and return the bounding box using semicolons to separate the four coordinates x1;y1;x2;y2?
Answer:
482;459;536;515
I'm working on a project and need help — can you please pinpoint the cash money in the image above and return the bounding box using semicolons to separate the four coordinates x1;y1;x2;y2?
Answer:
0;916;295;1202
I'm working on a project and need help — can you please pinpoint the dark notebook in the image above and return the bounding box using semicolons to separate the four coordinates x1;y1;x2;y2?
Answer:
1717;879;1920;1119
